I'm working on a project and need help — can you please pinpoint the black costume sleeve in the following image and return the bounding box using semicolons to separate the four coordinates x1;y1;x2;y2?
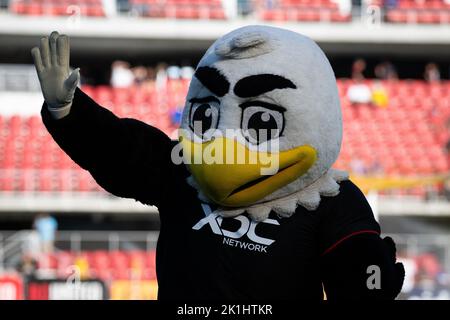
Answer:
41;88;177;207
319;181;404;299
321;234;405;300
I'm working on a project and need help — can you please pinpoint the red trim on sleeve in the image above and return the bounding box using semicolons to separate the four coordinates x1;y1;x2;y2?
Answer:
321;230;380;256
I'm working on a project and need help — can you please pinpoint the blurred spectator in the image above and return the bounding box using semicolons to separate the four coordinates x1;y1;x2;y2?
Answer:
352;0;362;7
111;61;134;88
34;213;58;254
146;66;156;81
17;254;38;281
222;0;238;19
132;66;148;86
417;253;441;278
180;65;195;80
350;157;367;174
74;255;90;280
371;81;389;108
139;67;156;91
20;226;41;278
170;106;183;126
351;58;367;80
265;0;276;10
102;0;117;17
116;0;130;13
156;63;168;90
347;78;372;105
409;272;439;300
408;270;450;299
22;229;40;260
367;159;384;175
237;0;253;16
130;256;144;279
375;61;398;80
424;63;441;83
397;251;418;295
384;0;399;9
0;0;9;9
435;273;450;299
333;0;352;16
167;65;181;80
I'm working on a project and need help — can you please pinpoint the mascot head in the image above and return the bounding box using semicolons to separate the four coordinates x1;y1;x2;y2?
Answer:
179;25;347;221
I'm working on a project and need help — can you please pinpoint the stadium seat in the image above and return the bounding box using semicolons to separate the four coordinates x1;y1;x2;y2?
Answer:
10;0;106;17
130;0;226;19
30;249;157;281
0;80;448;196
386;0;450;24
257;0;351;22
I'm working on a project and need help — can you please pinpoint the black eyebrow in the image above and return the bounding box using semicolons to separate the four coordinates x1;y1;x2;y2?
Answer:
189;96;220;104
194;66;230;97
234;74;297;98
239;101;286;113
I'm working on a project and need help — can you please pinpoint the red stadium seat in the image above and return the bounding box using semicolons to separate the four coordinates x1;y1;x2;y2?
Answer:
387;0;450;24
258;0;351;22
10;0;106;17
1;80;448;197
30;250;157;281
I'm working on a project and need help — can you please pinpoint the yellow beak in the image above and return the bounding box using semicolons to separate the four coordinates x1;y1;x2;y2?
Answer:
180;133;317;207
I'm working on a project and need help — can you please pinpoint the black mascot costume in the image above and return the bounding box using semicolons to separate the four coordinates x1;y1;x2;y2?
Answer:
32;25;404;300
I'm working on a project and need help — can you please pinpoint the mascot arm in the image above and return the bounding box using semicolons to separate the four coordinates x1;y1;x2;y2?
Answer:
318;181;404;300
321;233;405;300
41;87;175;206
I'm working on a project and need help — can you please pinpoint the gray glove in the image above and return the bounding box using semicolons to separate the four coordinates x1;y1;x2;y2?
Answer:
31;31;79;119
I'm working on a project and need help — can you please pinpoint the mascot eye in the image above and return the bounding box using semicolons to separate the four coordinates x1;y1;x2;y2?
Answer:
189;101;220;139
241;105;284;144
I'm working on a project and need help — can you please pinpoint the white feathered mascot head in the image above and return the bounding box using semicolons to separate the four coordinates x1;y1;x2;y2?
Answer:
179;25;348;221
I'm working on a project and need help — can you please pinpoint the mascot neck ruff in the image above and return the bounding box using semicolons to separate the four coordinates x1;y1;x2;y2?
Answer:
180;25;348;221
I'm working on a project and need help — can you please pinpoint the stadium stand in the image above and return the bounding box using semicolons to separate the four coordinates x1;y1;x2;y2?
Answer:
335;79;450;176
386;0;450;24
254;0;450;24
7;0;450;24
0;79;448;196
129;0;226;19
9;0;106;17
35;249;157;281
8;0;227;19
256;0;352;22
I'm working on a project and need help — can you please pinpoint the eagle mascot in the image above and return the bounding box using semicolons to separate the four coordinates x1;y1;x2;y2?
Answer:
32;25;404;300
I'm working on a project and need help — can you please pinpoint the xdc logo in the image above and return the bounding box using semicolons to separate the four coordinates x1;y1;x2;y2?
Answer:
192;204;279;252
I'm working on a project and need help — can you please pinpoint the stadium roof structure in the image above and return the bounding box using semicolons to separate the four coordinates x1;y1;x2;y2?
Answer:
0;14;449;58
